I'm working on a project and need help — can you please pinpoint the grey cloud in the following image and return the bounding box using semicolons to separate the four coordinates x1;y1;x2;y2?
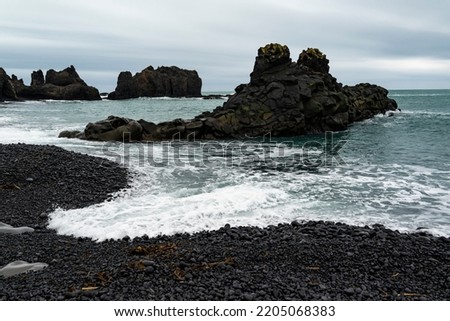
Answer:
1;0;450;91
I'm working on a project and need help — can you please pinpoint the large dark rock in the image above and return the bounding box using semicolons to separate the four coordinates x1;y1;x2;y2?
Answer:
197;44;396;138
108;66;202;99
344;83;398;123
0;68;18;101
15;83;101;100
61;43;397;142
108;71;139;100
45;65;87;86
12;66;100;101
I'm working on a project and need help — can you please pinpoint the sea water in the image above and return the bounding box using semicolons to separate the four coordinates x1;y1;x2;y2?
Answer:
1;90;449;240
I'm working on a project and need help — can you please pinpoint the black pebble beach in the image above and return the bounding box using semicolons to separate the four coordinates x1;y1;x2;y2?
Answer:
1;144;449;300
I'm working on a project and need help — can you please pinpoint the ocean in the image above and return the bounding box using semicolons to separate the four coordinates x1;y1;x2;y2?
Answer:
1;90;449;240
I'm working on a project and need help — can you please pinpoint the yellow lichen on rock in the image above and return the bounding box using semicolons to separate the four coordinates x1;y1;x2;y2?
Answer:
258;43;290;61
298;48;330;73
300;48;326;60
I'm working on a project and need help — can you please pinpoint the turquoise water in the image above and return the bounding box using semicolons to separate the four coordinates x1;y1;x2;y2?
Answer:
1;90;449;240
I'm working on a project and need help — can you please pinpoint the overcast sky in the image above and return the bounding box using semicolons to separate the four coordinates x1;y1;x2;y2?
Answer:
1;0;450;92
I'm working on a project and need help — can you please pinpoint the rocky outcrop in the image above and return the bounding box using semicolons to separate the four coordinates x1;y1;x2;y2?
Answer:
60;116;143;141
0;68;18;101
84;116;143;142
45;66;88;87
58;130;85;139
197;44;396;138
344;83;396;123
61;43;397;141
12;66;101;100
108;66;202;99
31;70;45;86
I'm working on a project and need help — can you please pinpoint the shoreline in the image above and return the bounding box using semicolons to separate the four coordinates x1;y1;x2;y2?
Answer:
1;143;449;300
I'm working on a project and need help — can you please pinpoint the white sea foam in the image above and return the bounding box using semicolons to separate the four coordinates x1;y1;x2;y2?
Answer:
402;110;450;116
48;158;450;240
48;182;291;241
43;99;86;104
389;93;450;97
10;100;47;105
0;127;59;144
0;116;15;125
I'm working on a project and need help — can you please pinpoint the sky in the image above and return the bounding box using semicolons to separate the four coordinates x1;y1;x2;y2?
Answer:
1;0;450;92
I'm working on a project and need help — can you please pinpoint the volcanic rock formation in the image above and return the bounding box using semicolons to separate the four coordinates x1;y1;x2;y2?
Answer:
108;66;202;99
0;68;18;101
61;43;397;141
8;65;100;100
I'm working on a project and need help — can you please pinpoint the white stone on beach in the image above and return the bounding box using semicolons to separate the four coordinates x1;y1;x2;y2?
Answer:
0;261;48;278
0;222;34;234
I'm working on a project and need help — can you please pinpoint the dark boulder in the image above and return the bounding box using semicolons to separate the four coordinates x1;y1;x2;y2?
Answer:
0;68;18;101
345;83;398;123
58;130;85;139
61;43;397;142
137;119;158;135
84;116;143;142
202;94;230;100
12;66;100;101
108;66;202;99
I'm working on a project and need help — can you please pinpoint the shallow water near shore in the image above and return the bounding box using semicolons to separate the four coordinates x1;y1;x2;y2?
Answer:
1;90;449;240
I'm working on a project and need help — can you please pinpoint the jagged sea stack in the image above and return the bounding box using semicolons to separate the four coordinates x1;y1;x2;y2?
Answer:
206;43;397;137
0;68;18;101
9;65;101;100
108;66;202;99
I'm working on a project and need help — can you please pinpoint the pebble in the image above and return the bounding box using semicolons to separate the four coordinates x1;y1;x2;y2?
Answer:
291;221;301;227
145;266;155;274
142;260;156;267
344;287;355;295
243;293;255;301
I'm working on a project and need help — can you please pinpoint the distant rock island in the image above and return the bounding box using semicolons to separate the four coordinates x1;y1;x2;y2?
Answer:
107;66;202;99
1;66;100;101
1;64;203;101
60;43;397;141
